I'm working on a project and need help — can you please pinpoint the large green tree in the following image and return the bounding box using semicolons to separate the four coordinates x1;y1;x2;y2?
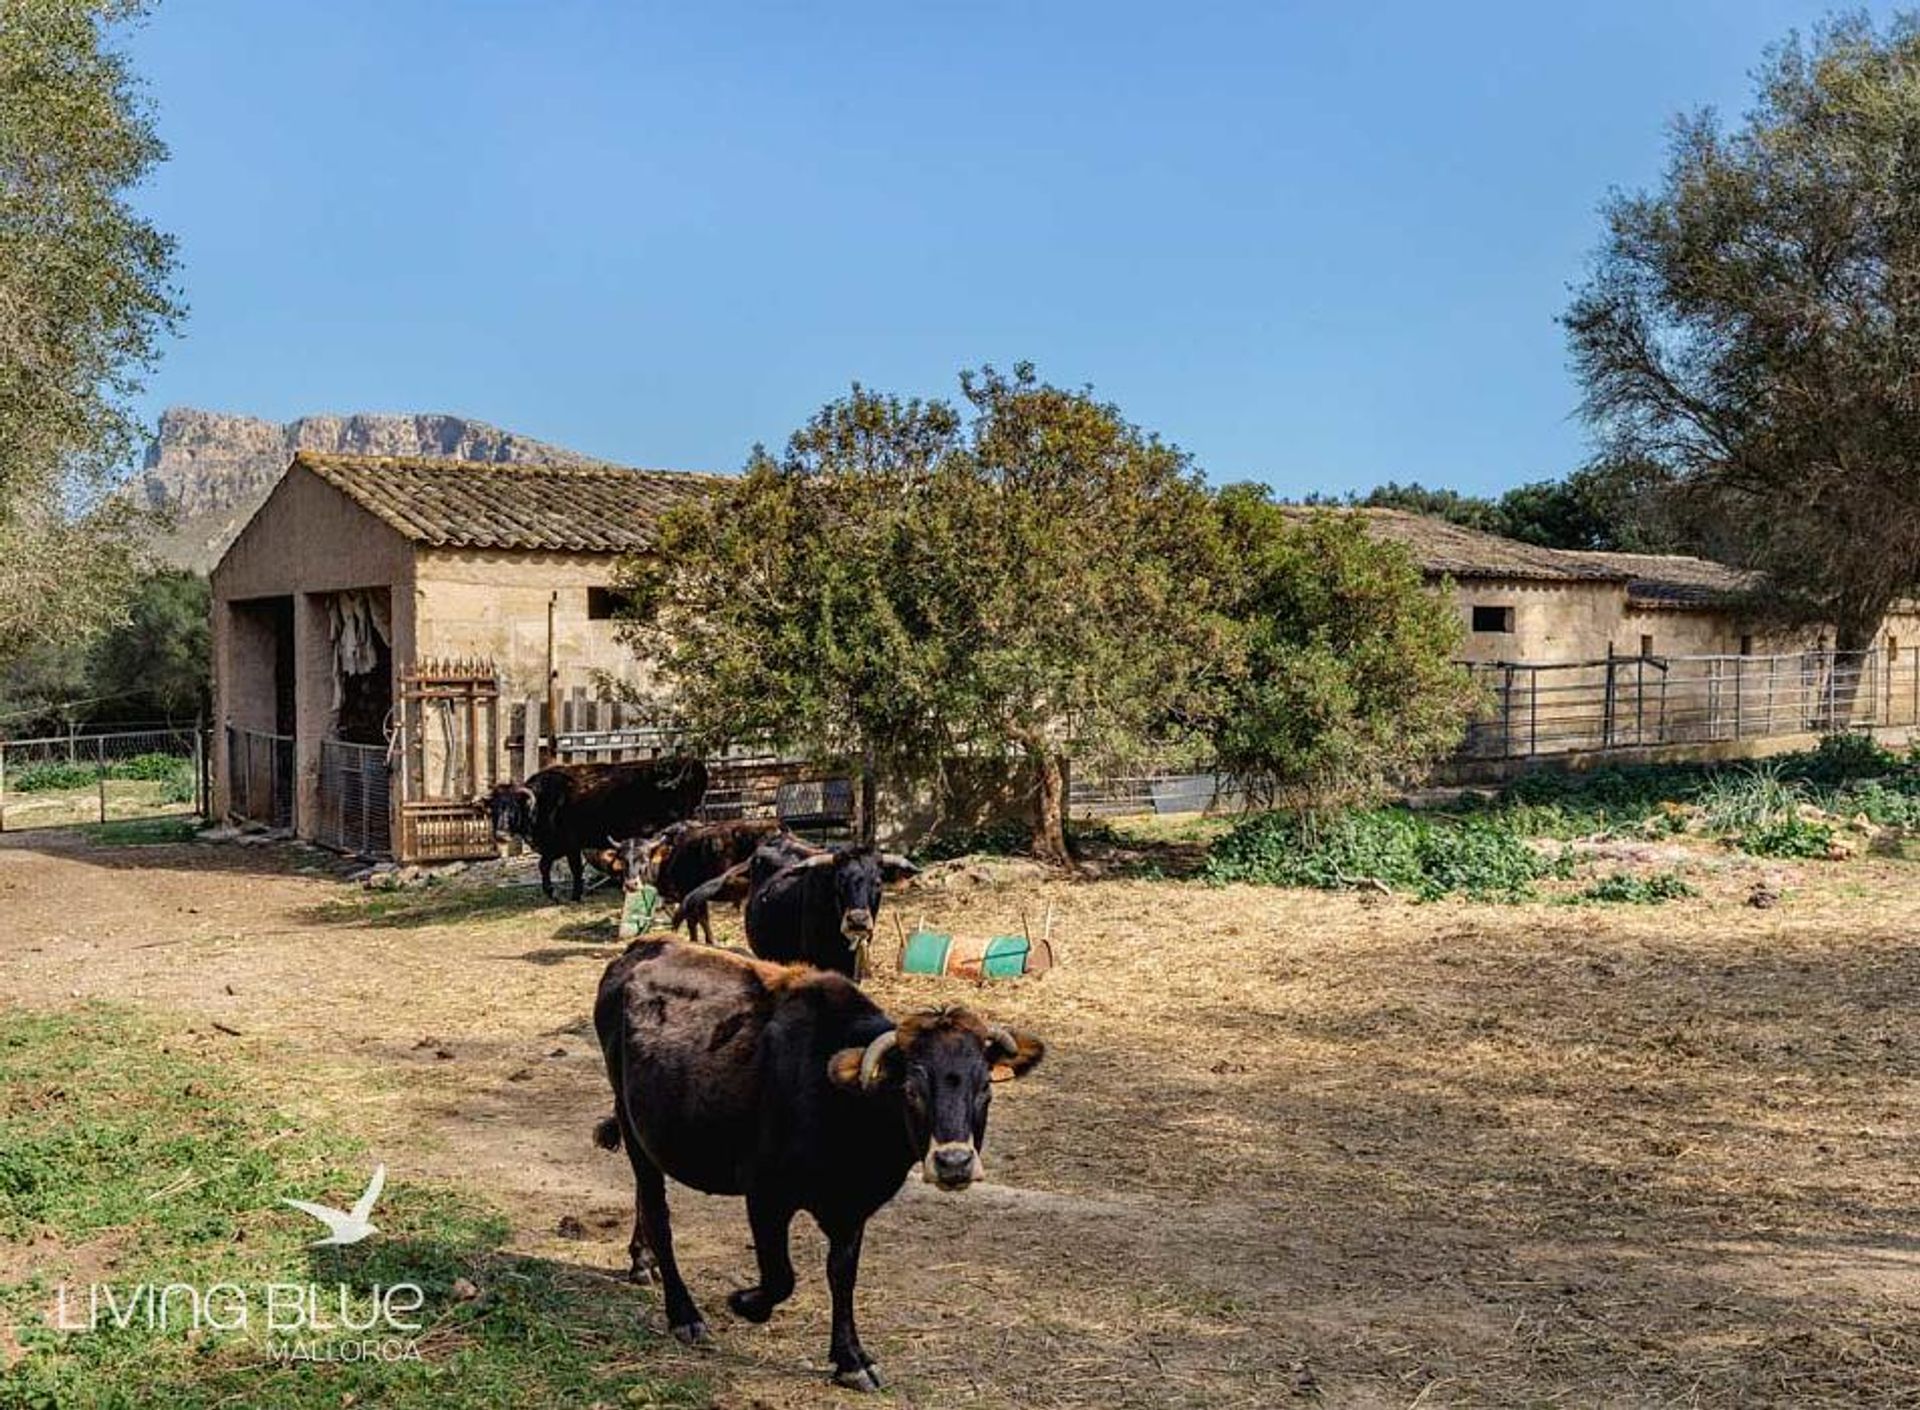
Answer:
938;365;1230;860
618;387;966;841
1;0;181;654
1566;13;1920;654
620;367;1229;861
1210;489;1476;811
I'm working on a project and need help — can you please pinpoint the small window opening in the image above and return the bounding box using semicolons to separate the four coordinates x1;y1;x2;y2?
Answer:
1471;605;1514;634
587;586;632;621
1640;634;1655;658
1740;634;1754;656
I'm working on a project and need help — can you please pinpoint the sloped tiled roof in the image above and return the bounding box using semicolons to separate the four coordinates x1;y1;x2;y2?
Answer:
1576;551;1757;610
294;452;721;553
1284;506;1756;606
1286;507;1628;583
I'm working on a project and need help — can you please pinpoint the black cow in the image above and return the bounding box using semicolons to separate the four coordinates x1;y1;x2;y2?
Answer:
742;844;917;978
486;758;707;901
610;818;788;945
593;938;1044;1390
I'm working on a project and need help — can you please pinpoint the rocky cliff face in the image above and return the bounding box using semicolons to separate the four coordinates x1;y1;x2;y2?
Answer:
140;408;598;570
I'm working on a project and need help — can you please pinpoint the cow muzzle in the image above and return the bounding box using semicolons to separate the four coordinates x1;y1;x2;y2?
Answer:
840;909;874;944
924;1141;984;1192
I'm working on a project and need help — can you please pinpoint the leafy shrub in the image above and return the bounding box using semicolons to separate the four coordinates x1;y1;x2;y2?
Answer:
1733;815;1835;858
6;751;195;796
1831;779;1920;828
1576;869;1697;904
8;760;99;792
1209;495;1479;811
1791;731;1898;786
1205;807;1563;900
110;750;188;782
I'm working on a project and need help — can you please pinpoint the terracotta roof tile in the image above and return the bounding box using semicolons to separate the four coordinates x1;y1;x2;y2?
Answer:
1284;507;1627;583
294;452;722;553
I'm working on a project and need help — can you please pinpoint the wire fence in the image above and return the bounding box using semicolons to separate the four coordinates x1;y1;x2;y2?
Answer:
226;726;293;831
0;724;207;833
1459;647;1919;760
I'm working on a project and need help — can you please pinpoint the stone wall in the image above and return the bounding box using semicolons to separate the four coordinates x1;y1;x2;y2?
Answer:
410;549;656;705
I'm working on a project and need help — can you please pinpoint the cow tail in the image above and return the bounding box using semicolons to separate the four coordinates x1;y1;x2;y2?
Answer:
593;1114;622;1151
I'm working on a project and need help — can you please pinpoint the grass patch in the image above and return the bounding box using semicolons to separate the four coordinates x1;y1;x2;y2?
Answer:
1570;869;1698;905
0;1006;703;1409
312;882;582;931
1204;808;1567;900
80;816;202;847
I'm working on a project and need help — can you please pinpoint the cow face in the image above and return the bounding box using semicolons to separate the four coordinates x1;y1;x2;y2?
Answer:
828;1009;1044;1192
829;849;920;951
485;783;536;843
609;833;669;894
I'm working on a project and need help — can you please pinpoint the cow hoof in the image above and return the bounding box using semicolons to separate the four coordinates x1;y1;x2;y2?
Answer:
670;1319;709;1346
627;1262;656;1287
833;1365;884;1392
726;1288;775;1323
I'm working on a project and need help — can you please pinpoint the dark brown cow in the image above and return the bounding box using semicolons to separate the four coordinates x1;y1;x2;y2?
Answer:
593;938;1044;1390
486;758;707;901
609;818;787;944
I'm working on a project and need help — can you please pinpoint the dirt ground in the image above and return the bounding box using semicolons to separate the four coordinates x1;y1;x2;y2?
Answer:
0;829;1915;1408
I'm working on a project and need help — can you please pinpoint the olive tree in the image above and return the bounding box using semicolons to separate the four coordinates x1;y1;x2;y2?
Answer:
1566;14;1920;657
1;0;182;654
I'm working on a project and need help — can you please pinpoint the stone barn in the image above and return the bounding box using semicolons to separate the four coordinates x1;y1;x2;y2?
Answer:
1331;509;1920;758
209;452;716;855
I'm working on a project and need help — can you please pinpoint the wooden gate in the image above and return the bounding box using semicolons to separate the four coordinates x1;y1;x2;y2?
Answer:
395;658;500;862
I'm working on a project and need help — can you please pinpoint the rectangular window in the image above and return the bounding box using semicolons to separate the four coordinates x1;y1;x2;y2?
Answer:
586;586;632;621
1740;634;1754;656
1471;605;1513;634
1640;634;1655;658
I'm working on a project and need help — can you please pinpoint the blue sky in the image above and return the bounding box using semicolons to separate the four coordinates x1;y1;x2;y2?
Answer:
123;1;1888;497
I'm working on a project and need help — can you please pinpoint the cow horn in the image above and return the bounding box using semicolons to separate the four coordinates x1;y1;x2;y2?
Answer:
792;851;837;870
857;1029;899;1089
984;1025;1019;1058
879;852;918;873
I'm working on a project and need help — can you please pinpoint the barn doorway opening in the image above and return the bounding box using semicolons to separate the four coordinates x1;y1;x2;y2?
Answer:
226;595;295;828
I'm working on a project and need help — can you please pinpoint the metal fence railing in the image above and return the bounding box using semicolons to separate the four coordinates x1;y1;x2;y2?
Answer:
316;738;391;857
1459;647;1919;760
0;724;207;833
226;726;293;831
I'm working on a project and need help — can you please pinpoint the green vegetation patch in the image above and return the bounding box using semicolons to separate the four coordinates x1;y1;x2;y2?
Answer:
0;1006;702;1410
1204;808;1568;900
1571;869;1699;904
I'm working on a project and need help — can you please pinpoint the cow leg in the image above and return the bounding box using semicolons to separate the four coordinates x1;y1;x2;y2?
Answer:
822;1219;881;1390
539;854;556;901
726;1193;796;1323
623;1136;706;1342
567;849;585;902
692;901;712;946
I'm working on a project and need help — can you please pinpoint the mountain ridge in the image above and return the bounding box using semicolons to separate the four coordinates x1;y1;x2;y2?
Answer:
140;407;601;570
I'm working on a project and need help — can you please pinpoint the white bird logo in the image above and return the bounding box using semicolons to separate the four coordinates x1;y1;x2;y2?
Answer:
281;1164;386;1246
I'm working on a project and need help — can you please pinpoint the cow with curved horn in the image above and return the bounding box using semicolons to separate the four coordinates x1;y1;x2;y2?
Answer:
737;843;918;978
593;937;1045;1389
484;758;708;902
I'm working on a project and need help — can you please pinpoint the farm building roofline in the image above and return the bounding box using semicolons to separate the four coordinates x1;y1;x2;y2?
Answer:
289;452;727;554
1278;505;1762;606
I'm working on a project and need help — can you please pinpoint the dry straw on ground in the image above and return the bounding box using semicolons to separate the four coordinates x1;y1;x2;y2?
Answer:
0;829;1913;1407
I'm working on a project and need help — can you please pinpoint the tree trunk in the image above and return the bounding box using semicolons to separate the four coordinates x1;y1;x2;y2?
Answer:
1822;618;1878;731
857;752;878;846
1030;750;1069;865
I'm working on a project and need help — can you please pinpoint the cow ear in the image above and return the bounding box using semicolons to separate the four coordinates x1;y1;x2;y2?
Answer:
826;1048;867;1090
827;1046;899;1091
986;1028;1044;1083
